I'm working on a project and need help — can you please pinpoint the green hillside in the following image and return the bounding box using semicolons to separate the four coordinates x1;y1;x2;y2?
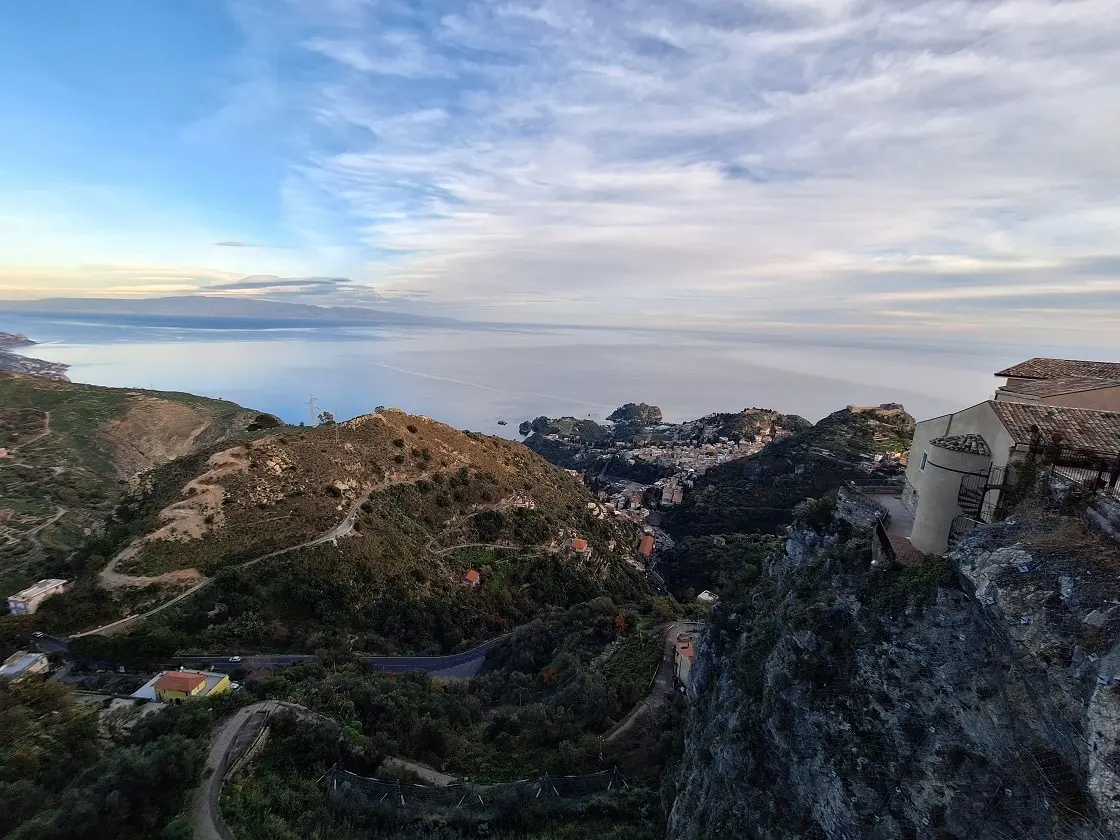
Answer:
0;373;263;602
65;409;654;658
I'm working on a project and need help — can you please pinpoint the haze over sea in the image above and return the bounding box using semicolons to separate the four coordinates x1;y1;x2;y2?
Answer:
4;314;1095;436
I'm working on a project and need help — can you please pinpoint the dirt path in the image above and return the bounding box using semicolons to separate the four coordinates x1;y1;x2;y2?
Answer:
24;505;66;553
383;757;457;786
604;621;704;745
8;410;50;453
98;442;260;590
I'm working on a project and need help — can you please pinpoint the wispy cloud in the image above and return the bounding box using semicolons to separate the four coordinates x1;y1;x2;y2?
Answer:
202;0;1120;339
4;0;1119;346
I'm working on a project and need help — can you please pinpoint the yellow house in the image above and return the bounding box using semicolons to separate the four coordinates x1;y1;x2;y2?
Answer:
152;669;231;703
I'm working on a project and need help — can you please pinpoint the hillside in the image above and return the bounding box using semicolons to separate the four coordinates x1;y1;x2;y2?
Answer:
68;408;652;657
0;373;264;601
665;405;913;537
670;498;1120;839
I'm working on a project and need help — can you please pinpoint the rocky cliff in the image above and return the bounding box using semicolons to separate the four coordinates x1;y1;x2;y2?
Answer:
669;509;1120;839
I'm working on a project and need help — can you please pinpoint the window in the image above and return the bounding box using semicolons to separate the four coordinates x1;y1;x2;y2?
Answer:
920;453;928;471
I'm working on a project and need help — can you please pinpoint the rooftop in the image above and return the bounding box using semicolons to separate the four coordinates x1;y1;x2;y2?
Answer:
931;434;992;456
9;578;68;601
0;651;47;679
997;376;1120;398
155;671;206;693
135;669;228;700
996;358;1120;381
990;401;1120;453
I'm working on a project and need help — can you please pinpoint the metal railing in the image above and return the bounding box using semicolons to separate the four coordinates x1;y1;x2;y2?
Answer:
1018;434;1120;501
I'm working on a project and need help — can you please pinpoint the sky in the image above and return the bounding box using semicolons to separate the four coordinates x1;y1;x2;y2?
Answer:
1;0;1118;344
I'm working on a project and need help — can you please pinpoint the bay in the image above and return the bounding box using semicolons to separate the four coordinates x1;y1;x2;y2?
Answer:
0;314;1061;435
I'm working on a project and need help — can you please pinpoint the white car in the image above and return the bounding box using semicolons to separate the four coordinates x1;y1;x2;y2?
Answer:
229;656;242;663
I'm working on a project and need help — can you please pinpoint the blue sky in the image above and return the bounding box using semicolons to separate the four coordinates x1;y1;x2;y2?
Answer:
1;0;1118;345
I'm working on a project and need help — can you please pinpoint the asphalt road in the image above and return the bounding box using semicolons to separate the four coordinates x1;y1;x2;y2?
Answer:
170;635;507;677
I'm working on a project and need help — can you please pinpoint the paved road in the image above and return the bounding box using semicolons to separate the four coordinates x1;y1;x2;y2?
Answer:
171;635;507;678
604;620;703;744
192;700;278;840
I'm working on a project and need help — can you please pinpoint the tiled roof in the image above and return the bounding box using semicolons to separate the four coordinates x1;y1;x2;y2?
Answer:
155;671;206;693
998;376;1120;398
931;434;992;456
990;401;1120;452
995;358;1120;380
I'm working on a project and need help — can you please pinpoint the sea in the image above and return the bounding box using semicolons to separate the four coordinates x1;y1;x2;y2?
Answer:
0;313;1078;436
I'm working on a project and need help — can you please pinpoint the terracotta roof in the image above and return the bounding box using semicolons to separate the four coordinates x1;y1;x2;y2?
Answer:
155;671;206;693
638;534;656;556
569;538;589;551
996;358;1120;380
931;434;991;456
997;376;1120;398
989;401;1120;452
462;569;480;584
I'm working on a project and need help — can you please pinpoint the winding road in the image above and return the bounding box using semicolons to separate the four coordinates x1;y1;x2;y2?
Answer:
604;620;703;744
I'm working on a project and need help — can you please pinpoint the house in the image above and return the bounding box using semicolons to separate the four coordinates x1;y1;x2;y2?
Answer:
993;359;1120;412
696;590;719;605
568;538;592;557
7;578;68;615
462;569;481;587
0;651;49;681
133;669;231;704
674;635;696;687
905;389;1120;554
638;534;656;559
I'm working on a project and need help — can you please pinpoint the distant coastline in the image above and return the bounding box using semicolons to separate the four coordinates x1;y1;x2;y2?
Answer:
0;332;70;381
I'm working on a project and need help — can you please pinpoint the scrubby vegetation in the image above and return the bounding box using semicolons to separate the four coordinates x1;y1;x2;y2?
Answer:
0;677;240;840
221;602;679;840
667;406;913;537
0;374;258;646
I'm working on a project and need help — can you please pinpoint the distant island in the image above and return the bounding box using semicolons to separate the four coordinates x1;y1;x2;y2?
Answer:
0;332;69;380
0;295;458;329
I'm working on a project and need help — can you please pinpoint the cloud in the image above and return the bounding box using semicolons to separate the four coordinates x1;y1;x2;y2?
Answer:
6;0;1119;347
201;0;1120;341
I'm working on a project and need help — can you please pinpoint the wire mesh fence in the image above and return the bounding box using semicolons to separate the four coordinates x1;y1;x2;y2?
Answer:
326;765;629;811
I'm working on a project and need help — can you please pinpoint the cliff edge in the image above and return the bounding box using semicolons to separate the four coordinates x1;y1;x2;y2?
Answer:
670;507;1120;839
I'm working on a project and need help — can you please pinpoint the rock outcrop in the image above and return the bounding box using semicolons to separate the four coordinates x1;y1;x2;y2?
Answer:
670;515;1120;839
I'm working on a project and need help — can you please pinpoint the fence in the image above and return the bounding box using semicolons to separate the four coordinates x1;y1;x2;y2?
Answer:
1040;445;1120;502
327;765;628;811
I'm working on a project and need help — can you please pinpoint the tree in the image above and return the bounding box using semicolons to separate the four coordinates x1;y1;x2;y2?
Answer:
317;411;336;426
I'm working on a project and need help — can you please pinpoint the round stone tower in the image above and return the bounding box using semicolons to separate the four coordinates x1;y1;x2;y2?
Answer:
909;434;993;555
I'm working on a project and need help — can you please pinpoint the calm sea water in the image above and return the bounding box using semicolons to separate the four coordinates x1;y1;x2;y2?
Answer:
0;314;1066;435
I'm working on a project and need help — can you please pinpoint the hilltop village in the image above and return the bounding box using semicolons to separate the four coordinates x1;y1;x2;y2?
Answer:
522;402;911;560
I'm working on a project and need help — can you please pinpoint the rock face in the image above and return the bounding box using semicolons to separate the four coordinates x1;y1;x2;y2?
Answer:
669;518;1120;839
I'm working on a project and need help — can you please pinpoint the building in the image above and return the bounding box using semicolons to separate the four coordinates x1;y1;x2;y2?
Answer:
462;569;481;588
568;537;592;557
674;635;696;687
7;578;68;615
133;669;231;704
0;651;49;681
638;534;655;559
904;363;1120;554
696;590;719;605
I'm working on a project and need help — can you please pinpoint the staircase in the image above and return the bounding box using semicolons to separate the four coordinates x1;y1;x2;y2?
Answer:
947;514;980;549
957;474;986;519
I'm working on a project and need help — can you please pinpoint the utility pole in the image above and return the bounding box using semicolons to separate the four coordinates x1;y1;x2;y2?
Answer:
307;394;318;426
